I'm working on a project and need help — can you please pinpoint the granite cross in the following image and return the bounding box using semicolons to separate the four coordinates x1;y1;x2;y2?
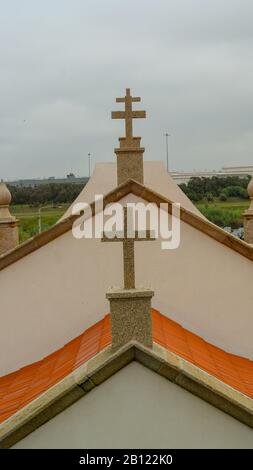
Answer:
102;207;155;290
111;88;146;145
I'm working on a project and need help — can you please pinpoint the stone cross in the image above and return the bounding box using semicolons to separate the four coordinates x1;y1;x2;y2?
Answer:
111;88;146;145
102;207;155;289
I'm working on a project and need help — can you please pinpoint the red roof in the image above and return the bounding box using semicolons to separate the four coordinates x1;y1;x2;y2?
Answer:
0;309;253;424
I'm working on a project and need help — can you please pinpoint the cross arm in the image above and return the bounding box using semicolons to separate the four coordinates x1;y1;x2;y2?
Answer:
116;97;141;103
111;110;146;119
111;111;125;119
132;110;146;119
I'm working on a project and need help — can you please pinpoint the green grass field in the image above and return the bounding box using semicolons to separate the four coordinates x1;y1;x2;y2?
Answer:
195;199;248;228
12;204;69;243
12;198;249;243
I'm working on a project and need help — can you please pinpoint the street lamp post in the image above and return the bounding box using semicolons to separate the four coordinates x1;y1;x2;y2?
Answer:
164;133;170;172
38;207;42;234
38;205;54;234
88;153;91;178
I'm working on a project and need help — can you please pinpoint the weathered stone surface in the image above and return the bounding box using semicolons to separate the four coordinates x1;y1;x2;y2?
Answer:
0;222;19;256
116;151;144;185
106;288;154;350
0;182;19;255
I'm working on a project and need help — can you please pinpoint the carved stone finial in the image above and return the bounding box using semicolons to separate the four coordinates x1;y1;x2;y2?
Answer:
247;176;253;202
0;181;19;255
243;176;253;244
0;181;12;208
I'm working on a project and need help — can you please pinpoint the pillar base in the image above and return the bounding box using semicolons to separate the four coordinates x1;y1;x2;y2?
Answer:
115;137;144;185
106;288;154;350
0;220;19;256
115;150;144;185
243;210;253;244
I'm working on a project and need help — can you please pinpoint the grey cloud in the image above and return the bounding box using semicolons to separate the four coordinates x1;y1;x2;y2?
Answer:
0;0;253;179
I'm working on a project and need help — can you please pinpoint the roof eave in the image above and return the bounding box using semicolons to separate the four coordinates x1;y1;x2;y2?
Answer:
1;340;252;448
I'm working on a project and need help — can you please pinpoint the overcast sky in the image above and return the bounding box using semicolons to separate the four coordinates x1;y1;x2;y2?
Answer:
1;0;253;180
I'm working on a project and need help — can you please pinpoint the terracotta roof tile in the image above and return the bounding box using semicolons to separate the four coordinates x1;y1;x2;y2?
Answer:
0;310;253;424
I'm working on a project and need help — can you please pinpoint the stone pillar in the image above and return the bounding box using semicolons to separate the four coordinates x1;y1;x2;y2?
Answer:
115;137;144;185
111;88;146;185
106;288;154;350
0;181;19;256
243;176;253;244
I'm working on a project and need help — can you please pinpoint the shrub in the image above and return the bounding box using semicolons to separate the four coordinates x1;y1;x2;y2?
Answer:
221;186;248;199
206;192;214;202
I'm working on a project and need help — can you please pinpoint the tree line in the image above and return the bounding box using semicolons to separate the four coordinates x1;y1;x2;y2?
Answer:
179;175;250;202
7;176;250;206
9;183;85;206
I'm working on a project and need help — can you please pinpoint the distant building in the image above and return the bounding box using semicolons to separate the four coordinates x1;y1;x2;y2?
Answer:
8;165;253;188
9;176;89;187
171;165;253;184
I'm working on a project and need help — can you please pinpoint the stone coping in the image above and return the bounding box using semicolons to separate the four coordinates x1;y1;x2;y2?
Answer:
0;340;252;448
106;288;154;299
115;147;145;153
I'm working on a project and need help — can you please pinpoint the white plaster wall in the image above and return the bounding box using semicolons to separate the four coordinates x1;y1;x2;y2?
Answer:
14;363;253;449
137;213;253;359
0;194;253;375
0;232;123;375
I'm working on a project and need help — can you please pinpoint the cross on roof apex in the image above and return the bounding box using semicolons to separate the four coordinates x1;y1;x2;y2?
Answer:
111;87;146;145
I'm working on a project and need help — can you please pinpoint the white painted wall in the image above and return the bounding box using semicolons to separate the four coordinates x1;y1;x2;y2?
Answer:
0;194;253;376
14;363;253;449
